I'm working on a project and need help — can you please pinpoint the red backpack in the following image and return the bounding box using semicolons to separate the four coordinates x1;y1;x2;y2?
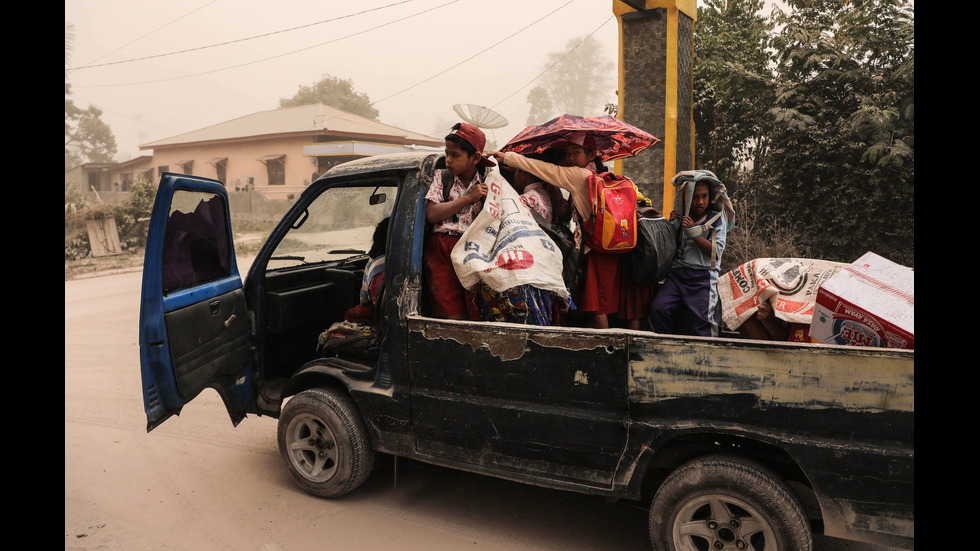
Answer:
582;172;638;253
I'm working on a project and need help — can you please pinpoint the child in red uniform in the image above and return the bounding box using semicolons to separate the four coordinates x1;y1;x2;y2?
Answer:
424;122;495;320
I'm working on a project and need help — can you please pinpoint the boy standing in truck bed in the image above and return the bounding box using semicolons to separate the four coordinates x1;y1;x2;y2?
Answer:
424;122;494;320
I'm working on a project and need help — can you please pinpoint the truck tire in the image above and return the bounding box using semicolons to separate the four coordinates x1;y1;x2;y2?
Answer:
649;455;812;551
277;387;375;498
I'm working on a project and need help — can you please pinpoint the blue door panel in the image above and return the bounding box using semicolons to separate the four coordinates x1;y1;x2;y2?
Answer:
139;172;252;432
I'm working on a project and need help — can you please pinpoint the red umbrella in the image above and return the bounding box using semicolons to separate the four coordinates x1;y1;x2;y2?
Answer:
500;114;660;162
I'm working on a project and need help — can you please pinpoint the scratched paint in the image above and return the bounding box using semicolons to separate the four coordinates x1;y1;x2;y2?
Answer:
629;337;914;413
409;317;622;361
407;317;913;413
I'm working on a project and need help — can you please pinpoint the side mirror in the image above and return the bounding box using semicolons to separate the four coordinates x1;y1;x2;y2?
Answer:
369;193;387;205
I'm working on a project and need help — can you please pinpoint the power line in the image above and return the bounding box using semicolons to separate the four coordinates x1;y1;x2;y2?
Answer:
73;94;183;135
490;15;614;111
75;0;220;68
72;0;459;87
68;0;418;71
73;0;615;147
370;0;576;107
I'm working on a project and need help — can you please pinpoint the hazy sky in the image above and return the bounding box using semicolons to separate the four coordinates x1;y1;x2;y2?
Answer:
66;0;618;159
65;0;781;160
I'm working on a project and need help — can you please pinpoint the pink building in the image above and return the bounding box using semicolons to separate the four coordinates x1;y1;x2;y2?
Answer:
138;103;443;201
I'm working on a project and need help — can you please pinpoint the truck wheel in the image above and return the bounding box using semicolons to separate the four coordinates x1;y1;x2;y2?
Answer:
277;387;375;498
649;455;812;551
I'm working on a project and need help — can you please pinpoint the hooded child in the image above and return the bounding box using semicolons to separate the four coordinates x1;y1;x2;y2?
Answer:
649;180;727;336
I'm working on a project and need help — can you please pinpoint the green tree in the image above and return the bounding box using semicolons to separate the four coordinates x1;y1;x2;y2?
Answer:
65;83;118;168
757;0;914;267
693;0;775;194
279;74;380;120
525;36;615;125
65;25;118;170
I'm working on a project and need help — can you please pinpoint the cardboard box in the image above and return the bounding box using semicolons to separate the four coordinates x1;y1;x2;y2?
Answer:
810;252;914;349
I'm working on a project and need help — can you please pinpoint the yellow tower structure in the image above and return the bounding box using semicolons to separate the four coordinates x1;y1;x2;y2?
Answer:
613;0;697;215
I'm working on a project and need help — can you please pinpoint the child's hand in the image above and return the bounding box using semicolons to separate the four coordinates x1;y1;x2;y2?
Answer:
466;183;488;204
757;301;773;320
669;210;681;221
680;215;694;229
489;151;505;164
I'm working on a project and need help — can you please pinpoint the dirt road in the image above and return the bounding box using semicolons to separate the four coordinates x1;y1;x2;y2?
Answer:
65;265;900;551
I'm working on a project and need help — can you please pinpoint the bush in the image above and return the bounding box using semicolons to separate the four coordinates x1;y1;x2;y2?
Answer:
65;229;90;261
64;174;158;260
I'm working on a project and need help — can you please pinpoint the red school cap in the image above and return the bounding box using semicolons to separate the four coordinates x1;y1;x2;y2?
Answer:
448;122;496;167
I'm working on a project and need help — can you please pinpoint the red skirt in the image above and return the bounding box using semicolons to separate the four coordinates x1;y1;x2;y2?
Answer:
577;251;654;319
619;270;654;321
577;252;621;315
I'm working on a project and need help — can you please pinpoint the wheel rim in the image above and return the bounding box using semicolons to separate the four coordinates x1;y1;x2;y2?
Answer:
284;412;340;482
672;494;778;551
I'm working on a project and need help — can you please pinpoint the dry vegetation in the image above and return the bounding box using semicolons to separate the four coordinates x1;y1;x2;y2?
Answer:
64;222;274;281
719;195;808;275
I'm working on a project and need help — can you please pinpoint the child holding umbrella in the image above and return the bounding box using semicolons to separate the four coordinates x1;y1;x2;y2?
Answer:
490;131;651;330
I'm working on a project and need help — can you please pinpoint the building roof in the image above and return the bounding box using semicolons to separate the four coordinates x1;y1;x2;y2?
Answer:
112;155;154;170
140;103;443;150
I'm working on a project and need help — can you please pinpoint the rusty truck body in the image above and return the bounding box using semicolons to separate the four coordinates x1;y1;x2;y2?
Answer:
139;151;914;550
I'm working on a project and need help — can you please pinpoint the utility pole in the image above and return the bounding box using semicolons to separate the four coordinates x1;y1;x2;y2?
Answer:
613;0;697;215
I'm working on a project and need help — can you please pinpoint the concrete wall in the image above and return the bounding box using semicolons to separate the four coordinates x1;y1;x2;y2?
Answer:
621;8;668;204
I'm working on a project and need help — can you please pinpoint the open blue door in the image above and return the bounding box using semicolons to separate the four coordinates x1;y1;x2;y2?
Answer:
139;172;253;432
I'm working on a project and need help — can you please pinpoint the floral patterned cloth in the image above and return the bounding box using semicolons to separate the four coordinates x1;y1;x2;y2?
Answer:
426;169;485;235
519;182;553;223
478;283;573;326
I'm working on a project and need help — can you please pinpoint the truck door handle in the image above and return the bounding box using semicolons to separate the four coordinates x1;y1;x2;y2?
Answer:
224;314;237;328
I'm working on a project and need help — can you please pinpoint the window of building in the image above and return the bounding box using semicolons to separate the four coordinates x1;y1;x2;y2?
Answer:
122;173;133;191
88;171;99;191
209;158;227;183
259;155;286;186
268;160;284;186
177;160;194;175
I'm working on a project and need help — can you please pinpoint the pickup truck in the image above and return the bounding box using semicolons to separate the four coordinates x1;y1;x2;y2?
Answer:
139;151;914;551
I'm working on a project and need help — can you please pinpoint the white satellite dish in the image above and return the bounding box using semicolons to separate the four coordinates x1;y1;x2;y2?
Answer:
453;104;509;129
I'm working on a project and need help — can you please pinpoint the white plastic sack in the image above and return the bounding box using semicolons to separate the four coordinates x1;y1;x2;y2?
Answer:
451;169;568;297
719;258;847;330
